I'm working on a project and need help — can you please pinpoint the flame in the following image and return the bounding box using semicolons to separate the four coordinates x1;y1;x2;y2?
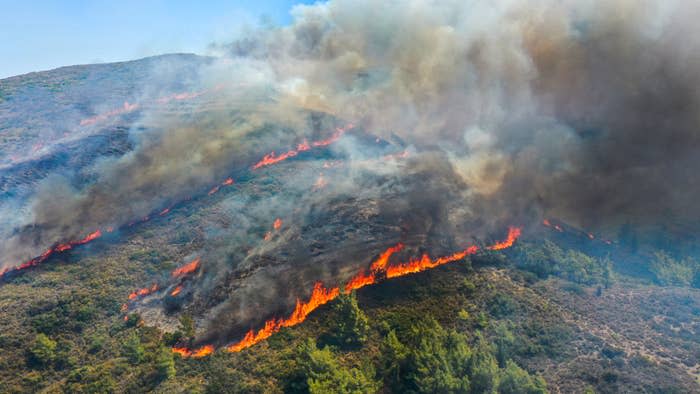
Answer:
172;258;200;278
208;177;234;195
252;125;352;170
273;218;282;230
173;344;215;358
208;185;220;195
159;208;171;216
0;230;103;279
487;227;522;250
80;101;140;126
173;227;520;357
225;282;340;353
171;286;182;296
128;283;158;300
263;232;272;241
386;246;480;279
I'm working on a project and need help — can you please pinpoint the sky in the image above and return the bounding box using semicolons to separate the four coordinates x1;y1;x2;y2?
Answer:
0;0;314;79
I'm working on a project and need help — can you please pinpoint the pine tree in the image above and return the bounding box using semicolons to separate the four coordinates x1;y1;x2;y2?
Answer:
331;292;370;348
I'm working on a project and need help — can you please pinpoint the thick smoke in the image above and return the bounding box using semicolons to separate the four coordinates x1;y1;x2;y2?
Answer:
222;0;700;231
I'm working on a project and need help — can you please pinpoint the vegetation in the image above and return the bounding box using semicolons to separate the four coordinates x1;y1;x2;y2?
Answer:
1;233;699;393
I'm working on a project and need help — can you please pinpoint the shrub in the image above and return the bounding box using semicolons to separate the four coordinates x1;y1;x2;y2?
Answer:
29;333;56;367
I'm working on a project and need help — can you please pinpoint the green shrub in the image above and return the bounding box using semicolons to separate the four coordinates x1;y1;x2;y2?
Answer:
29;333;56;367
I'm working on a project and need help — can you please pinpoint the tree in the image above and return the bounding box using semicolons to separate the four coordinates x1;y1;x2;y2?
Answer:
381;330;409;387
179;314;195;339
493;322;515;368
498;360;548;394
154;345;176;380
29;333;56;367
122;331;145;364
381;318;471;393
468;333;499;394
330;292;369;348
298;339;379;394
64;365;116;393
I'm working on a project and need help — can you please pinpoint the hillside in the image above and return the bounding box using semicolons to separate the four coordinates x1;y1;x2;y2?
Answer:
1;52;700;394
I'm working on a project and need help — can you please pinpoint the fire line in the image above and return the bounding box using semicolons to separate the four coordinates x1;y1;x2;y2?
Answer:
173;226;522;358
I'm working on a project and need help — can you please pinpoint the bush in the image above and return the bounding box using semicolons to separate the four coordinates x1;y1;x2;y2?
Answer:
498;360;548;394
650;251;697;287
329;292;370;348
298;339;380;394
29;333;56;367
64;365;116;393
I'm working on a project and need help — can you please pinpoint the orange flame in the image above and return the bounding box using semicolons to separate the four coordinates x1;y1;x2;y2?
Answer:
171;286;182;296
172;344;214;358
252;125;352;170
386;246;480;279
1;230;103;278
173;227;521;357
80;101;139;126
128;283;158;300
273;218;282;230
225;282;340;353
487;227;522;250
172;258;200;278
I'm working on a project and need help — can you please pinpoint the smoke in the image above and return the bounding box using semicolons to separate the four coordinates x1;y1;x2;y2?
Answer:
3;0;700;344
217;0;700;231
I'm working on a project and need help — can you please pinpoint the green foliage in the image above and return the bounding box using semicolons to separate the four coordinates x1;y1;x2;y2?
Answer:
330;292;370;348
649;251;698;287
493;322;515;368
29;333;56;367
468;333;499;394
154;345;176;381
64;364;116;393
498;360;548;394
488;294;517;318
516;241;613;286
205;360;250;394
122;331;145;364
179;314;195;339
298;338;380;394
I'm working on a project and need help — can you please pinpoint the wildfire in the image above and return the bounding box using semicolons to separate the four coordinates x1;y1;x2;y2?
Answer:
487;227;522;250
171;286;182;296
208;177;235;195
128;283;159;300
386;245;480;279
172;345;214;358
273;218;282;230
172;258;200;278
173;227;521;358
80;101;140;126
226;282;340;353
0;230;103;279
345;243;404;292
252;125;352;170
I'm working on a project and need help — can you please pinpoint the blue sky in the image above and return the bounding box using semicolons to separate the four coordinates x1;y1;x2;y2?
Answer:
0;0;314;78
